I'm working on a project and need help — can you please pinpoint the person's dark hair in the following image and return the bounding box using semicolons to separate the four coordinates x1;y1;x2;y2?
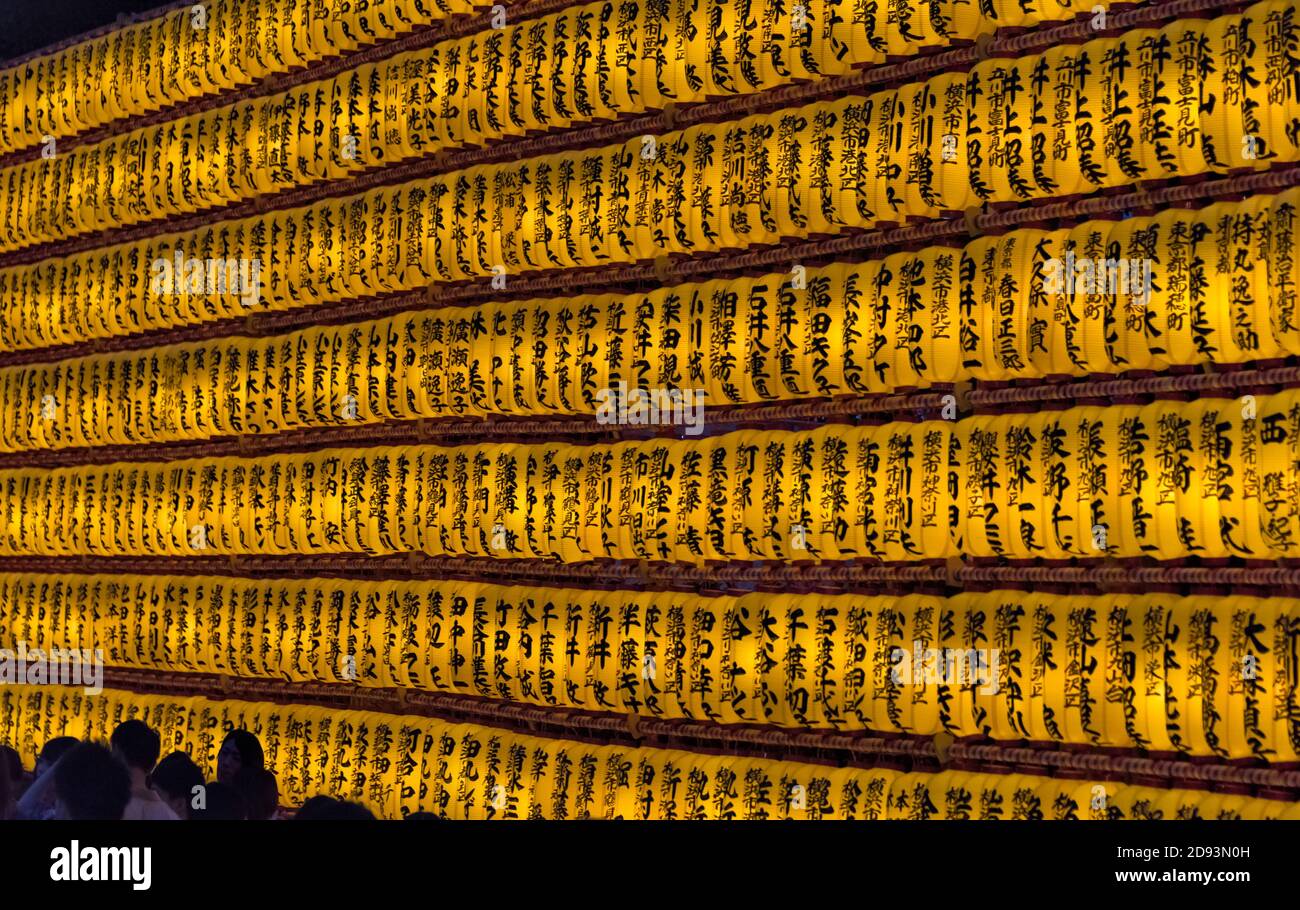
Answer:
293;796;374;820
331;801;376;820
36;736;79;773
0;744;23;782
403;811;444;821
148;751;205;818
217;729;264;783
0;745;22;821
190;781;247;820
110;719;162;773
293;795;341;820
0;752;10;821
54;742;130;820
232;767;279;820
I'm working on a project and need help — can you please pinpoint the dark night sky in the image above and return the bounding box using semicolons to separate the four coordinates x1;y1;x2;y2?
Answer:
0;0;171;64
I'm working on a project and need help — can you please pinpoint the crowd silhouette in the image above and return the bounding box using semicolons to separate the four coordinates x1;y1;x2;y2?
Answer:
1;723;384;820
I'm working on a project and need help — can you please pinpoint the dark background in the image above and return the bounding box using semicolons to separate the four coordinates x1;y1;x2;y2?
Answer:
0;0;168;64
